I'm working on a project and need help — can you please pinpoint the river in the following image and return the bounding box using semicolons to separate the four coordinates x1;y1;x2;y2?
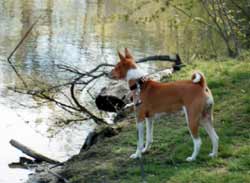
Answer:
0;0;223;182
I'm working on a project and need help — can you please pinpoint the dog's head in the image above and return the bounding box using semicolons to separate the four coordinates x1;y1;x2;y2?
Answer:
110;48;137;80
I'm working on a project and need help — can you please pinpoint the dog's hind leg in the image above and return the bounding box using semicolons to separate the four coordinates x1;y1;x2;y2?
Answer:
202;110;219;158
142;118;153;153
183;106;202;162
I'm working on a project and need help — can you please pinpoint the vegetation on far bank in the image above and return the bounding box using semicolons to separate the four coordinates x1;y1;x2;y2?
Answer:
61;56;250;183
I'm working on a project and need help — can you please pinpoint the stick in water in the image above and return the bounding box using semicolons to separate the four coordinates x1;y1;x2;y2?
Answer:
7;15;44;88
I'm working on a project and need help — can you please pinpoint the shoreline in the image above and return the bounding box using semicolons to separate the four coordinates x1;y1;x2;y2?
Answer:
25;119;131;183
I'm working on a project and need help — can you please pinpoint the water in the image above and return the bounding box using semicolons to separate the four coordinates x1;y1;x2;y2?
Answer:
0;91;95;183
0;0;223;182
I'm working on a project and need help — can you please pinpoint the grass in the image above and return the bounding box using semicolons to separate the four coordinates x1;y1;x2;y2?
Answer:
62;58;250;183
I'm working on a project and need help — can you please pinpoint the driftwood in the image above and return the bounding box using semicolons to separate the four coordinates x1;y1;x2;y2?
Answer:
8;157;35;169
10;139;61;164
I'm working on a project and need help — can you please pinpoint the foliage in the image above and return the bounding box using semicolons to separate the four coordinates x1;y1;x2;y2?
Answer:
199;0;250;57
104;0;250;58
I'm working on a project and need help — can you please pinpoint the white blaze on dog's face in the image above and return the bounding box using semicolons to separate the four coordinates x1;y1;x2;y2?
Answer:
110;48;137;80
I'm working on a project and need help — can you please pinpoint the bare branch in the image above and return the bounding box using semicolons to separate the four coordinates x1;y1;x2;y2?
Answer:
7;15;44;88
70;81;107;125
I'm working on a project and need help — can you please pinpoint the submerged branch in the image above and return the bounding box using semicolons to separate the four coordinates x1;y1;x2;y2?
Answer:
10;87;81;113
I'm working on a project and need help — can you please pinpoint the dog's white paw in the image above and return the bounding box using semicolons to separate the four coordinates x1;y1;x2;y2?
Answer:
141;147;148;153
186;156;195;162
142;143;152;153
130;153;141;159
208;152;217;158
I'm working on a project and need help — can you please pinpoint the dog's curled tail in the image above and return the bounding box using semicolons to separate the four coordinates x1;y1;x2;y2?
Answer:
192;72;206;88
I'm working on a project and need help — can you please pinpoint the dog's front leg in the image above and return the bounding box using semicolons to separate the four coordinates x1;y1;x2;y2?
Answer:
142;118;153;153
130;122;144;159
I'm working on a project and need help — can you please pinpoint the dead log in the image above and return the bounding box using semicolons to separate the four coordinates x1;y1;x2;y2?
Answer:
95;80;129;112
10;139;61;164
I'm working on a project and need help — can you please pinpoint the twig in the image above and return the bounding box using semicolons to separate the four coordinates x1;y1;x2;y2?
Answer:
7;15;44;88
70;81;107;125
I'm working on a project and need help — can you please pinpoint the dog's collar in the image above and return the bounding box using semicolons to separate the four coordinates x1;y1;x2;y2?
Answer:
129;77;146;91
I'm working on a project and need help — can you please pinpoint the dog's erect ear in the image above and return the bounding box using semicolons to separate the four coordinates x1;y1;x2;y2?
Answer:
125;48;133;59
118;50;125;61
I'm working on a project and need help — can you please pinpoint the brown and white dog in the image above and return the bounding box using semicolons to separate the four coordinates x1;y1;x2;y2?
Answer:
110;48;219;161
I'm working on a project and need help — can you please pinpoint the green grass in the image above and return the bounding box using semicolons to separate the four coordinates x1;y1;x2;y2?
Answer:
62;58;250;183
